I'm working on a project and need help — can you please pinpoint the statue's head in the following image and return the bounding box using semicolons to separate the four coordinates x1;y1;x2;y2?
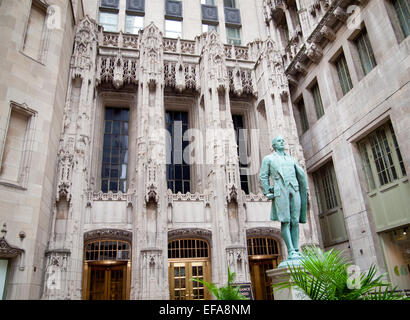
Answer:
272;136;285;152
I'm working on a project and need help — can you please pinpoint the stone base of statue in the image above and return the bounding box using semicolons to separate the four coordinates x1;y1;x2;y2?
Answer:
266;265;310;300
277;257;303;269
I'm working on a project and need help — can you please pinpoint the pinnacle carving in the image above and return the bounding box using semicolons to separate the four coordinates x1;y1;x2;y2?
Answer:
71;16;99;79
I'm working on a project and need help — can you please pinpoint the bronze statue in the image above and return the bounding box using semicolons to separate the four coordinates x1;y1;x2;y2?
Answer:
259;136;307;265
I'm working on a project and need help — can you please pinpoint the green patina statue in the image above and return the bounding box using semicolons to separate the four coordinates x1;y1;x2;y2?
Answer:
259;136;307;267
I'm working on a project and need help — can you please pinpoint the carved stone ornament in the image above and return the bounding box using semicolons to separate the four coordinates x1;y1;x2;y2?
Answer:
333;6;347;22
306;42;323;64
232;64;243;96
84;229;132;243
56;137;75;202
294;61;307;76
225;163;239;203
71;16;99;79
203;29;228;90
0;237;24;258
226;246;248;283
243;192;270;202
113;51;124;88
145;161;159;203
246;227;283;239
168;228;212;242
140;22;164;86
175;56;186;92
320;25;336;42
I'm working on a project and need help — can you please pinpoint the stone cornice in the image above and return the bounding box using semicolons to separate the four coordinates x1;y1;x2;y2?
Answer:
285;0;359;81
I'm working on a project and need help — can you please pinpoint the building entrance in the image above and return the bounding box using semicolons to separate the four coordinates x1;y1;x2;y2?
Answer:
87;263;127;300
247;237;281;300
168;238;211;300
83;239;131;300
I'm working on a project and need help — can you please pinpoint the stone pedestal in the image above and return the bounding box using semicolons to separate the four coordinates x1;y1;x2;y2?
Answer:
266;267;310;300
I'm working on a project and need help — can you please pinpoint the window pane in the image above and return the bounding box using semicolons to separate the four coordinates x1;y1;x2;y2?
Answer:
394;0;410;38
166;111;190;194
311;83;324;119
224;0;236;8
202;24;218;33
201;0;215;4
101;108;129;193
335;54;353;95
99;12;118;32
314;162;341;214
125;15;143;34
389;123;406;176
368;127;398;186
232;114;250;194
165;20;182;38
298;100;309;133
356;29;376;75
359;143;376;191
226;27;241;45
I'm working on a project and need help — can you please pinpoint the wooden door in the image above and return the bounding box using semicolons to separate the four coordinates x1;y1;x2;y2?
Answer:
87;264;126;300
249;259;278;300
168;261;210;300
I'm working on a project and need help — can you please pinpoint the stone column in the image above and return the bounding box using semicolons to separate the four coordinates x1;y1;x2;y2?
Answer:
133;22;168;300
42;17;99;300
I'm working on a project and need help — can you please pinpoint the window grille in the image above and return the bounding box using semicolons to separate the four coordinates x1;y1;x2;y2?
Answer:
168;239;209;259
247;237;279;256
355;29;377;75
311;82;324;119
393;0;410;38
335;53;353;95
85;240;131;261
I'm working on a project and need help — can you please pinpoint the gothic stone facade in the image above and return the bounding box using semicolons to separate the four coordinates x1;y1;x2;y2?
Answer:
0;0;409;299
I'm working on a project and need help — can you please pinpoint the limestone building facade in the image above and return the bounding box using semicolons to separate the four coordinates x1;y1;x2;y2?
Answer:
0;0;408;300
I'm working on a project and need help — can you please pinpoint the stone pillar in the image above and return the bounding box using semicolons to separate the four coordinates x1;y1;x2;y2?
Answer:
134;22;168;300
42;17;99;300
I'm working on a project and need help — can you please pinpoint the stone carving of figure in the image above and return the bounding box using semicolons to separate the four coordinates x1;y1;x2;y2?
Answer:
259;136;307;264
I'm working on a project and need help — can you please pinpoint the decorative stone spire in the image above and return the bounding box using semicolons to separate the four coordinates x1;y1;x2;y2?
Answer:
139;22;164;86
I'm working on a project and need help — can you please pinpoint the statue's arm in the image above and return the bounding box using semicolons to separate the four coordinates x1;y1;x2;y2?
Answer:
259;157;271;195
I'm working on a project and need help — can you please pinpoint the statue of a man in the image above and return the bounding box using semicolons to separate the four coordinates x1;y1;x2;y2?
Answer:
259;136;307;263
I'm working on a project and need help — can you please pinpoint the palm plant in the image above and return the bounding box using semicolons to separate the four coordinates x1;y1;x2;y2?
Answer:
273;246;408;300
192;267;248;300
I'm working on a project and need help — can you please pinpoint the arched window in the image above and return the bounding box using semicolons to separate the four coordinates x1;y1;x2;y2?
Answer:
168;238;209;259
85;240;131;261
247;237;280;257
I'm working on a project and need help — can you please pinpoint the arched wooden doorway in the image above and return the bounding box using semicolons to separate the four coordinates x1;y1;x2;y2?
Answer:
83;239;131;300
247;236;281;300
168;238;211;300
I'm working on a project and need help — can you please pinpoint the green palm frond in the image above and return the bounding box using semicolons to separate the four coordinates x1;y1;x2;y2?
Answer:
191;267;248;300
272;245;408;300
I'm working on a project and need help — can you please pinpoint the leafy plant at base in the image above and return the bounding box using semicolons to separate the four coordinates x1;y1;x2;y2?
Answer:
192;267;248;300
272;246;408;300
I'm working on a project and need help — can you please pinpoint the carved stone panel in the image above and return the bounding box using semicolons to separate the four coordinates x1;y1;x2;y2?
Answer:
202;4;219;24
224;8;242;26
83;229;132;243
165;0;183;20
127;0;145;13
100;0;119;9
226;246;248;283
